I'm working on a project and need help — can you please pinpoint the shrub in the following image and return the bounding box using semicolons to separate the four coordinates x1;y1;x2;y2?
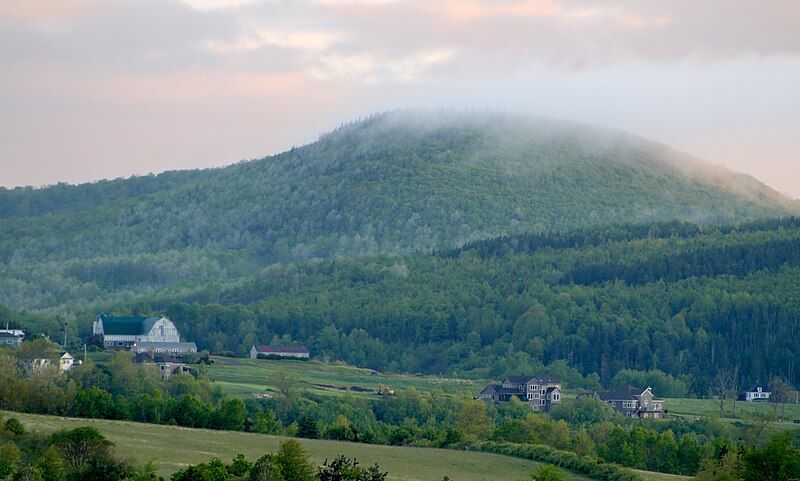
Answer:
468;441;644;481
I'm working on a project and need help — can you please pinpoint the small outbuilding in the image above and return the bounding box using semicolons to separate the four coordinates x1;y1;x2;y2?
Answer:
250;344;310;359
59;352;74;371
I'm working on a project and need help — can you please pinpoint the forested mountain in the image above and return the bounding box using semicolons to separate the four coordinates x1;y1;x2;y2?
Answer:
1;111;797;312
2;111;799;392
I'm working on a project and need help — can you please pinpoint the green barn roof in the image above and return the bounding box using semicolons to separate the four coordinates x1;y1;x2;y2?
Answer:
99;315;159;336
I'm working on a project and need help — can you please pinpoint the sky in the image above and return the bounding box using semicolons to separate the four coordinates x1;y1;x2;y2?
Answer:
1;0;799;198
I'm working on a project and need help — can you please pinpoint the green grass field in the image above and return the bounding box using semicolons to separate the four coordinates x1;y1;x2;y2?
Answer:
663;397;800;420
2;411;690;481
206;356;481;399
663;397;800;433
4;411;584;481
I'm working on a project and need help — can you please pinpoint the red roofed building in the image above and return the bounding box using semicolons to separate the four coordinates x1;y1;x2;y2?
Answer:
250;344;310;359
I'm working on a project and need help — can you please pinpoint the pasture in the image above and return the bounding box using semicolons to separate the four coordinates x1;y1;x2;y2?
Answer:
4;411;583;481
206;356;481;399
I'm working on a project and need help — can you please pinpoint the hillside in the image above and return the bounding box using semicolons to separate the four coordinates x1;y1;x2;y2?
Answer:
0;411;563;481
1;111;797;312
4;410;689;481
159;218;800;391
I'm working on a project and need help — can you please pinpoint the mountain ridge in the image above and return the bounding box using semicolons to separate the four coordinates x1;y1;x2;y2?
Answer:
1;110;798;313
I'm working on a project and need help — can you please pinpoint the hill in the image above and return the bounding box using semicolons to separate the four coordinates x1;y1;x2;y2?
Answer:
4;410;688;481
1;111;797;313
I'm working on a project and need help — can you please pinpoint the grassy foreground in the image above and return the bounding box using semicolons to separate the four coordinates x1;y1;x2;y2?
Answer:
4;411;566;481
2;411;693;481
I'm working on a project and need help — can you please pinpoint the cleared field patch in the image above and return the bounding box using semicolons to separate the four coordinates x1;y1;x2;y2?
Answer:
664;397;800;422
207;356;481;399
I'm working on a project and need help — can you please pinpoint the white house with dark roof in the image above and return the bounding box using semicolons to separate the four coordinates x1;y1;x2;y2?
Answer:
479;375;562;412
739;385;771;402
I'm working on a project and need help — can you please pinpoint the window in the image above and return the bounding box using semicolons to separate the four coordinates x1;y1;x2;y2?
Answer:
527;393;533;400
540;400;545;405
554;394;560;401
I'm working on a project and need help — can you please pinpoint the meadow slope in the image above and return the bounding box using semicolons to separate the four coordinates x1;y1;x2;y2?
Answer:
6;411;580;481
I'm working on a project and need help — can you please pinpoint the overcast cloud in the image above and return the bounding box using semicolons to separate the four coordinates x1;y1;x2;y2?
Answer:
1;0;799;197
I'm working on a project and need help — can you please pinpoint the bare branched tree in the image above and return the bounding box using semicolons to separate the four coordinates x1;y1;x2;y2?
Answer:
273;368;302;415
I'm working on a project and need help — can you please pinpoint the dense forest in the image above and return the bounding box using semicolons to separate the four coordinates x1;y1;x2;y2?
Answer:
1;111;797;313
5;218;799;395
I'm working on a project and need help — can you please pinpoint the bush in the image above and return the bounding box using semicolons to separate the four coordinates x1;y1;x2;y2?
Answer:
468;441;643;481
3;418;25;436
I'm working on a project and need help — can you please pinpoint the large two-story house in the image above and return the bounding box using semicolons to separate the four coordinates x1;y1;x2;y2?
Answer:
479;375;562;412
596;385;666;418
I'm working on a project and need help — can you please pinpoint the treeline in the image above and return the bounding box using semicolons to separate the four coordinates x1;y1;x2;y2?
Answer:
441;220;707;259
0;343;251;431
445;217;800;259
566;234;800;285
171;440;390;481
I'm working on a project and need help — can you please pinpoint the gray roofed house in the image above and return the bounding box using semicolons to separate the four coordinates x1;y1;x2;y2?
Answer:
0;331;23;348
479;375;563;412
596;385;665;419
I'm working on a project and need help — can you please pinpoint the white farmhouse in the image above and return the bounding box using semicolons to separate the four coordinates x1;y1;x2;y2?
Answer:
739;385;771;402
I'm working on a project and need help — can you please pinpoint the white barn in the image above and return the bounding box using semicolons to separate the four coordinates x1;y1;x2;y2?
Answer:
93;314;181;349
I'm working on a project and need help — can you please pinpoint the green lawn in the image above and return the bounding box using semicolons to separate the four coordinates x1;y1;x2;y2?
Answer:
4;411;585;481
664;397;800;433
206;356;482;399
